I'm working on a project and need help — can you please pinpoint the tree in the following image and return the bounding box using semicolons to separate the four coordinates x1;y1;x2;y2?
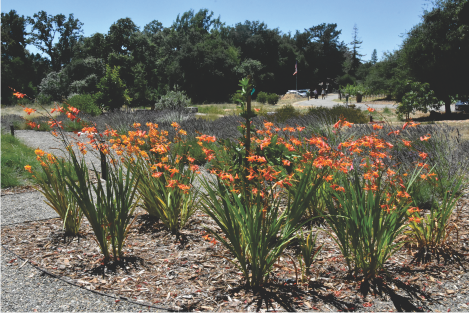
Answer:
306;23;346;90
106;18;139;55
1;10;48;103
371;49;378;65
396;81;440;120
95;64;132;111
401;0;469;114
28;11;83;71
349;24;364;76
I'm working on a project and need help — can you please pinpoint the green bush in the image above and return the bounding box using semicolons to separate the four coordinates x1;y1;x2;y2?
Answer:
267;93;279;105
307;105;368;124
66;94;102;116
271;104;300;122
95;65;132;111
36;94;53;105
155;90;191;110
256;91;268;104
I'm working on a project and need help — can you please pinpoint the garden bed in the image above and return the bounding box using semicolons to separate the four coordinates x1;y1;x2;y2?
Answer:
2;192;469;312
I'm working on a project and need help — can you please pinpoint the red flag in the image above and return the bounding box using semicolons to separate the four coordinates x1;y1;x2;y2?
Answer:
293;61;297;75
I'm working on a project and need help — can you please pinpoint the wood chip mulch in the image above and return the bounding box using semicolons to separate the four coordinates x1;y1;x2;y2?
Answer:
2;195;469;312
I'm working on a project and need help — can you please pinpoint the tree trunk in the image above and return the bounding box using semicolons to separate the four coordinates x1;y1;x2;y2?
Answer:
356;93;362;103
445;98;452;115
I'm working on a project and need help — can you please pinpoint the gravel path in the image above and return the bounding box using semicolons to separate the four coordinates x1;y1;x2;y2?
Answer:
2;130;469;312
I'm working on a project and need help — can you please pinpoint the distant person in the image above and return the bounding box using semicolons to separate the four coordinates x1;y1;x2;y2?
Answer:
321;88;325;99
313;89;318;99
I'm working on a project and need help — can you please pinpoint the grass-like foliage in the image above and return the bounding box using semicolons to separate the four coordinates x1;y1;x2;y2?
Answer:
200;164;326;288
34;150;83;236
297;228;323;278
64;148;140;262
130;153;199;235
322;168;412;281
406;172;465;263
1;132;42;188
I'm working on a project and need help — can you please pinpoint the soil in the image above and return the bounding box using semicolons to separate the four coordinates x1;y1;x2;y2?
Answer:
2;192;469;312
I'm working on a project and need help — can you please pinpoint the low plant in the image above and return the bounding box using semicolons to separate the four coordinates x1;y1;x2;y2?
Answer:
1;132;43;188
322;167;413;281
112;122;200;235
64;147;140;262
405;172;465;263
31;150;82;236
155;90;191;110
267;93;279;105
297;228;323;279
256;91;268;104
200;163;328;288
66;94;102;116
270;104;300;122
307;105;368;124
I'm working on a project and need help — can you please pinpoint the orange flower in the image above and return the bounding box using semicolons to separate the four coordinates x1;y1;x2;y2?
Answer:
254;108;260;112
166;179;178;188
367;107;375;112
13;92;26;99
401;140;411;147
419;152;428;160
152;172;163;178
282;159;291;166
35;149;45;157
24;165;32;173
373;124;383;130
171;122;180;128
23;107;36;115
420;134;431;141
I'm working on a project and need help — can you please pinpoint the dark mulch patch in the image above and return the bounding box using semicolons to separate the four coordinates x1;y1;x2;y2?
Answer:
2;195;469;311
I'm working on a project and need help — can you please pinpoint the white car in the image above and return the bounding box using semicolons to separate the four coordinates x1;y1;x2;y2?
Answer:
286;90;308;97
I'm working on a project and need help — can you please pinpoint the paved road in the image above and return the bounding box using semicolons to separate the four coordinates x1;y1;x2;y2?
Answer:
293;93;456;112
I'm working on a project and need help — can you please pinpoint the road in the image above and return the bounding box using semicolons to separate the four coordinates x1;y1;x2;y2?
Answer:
293;93;456;112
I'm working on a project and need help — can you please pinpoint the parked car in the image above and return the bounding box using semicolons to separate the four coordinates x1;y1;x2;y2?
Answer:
286;90;308;98
455;99;469;112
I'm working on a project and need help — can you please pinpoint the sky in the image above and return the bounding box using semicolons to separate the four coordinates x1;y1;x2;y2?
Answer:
2;0;432;62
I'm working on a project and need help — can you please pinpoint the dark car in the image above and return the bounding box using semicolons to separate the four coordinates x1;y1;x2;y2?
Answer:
455;99;469;112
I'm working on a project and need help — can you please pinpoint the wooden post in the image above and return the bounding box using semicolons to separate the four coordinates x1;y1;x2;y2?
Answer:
369;114;373;123
244;75;252;172
10;125;14;136
100;140;107;181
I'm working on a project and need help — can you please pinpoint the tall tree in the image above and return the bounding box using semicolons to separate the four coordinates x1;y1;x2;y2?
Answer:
2;10;48;103
371;49;378;64
401;0;469;114
349;24;364;76
28;11;83;71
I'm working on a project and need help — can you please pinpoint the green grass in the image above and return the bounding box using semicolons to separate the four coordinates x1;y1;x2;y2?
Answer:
1;132;42;188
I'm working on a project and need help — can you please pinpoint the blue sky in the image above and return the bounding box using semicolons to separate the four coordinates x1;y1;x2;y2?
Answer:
2;0;431;62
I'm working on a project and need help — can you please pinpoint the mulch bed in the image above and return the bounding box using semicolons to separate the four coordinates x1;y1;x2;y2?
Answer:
2;195;469;312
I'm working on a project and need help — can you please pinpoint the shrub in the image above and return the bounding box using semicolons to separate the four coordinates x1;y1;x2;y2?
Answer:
307;105;368;124
36;94;53;105
94;65;132;111
256;91;268;104
267;93;279;105
155;90;191;110
270;104;300;122
66;94;102;116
